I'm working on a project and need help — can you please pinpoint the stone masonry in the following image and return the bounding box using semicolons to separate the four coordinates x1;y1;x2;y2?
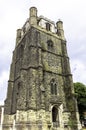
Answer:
3;7;81;130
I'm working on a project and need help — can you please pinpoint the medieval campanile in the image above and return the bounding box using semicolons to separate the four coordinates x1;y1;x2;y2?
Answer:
3;7;81;130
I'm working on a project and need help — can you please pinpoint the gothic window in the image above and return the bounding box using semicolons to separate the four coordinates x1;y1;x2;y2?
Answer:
46;23;51;31
50;79;57;95
47;40;53;50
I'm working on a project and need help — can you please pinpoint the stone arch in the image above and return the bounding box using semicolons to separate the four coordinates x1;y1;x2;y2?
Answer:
51;104;64;128
52;105;59;122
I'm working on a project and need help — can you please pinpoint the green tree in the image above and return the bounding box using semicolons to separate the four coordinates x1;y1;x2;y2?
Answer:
74;82;86;120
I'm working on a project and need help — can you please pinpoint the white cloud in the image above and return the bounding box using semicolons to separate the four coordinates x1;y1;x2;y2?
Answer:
70;60;86;84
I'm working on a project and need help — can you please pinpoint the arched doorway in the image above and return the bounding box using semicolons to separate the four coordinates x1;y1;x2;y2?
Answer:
52;106;59;127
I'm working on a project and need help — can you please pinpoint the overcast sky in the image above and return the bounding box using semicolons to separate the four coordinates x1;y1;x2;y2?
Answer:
0;0;86;105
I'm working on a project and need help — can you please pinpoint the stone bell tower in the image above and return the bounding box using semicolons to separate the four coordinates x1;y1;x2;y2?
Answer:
3;7;81;130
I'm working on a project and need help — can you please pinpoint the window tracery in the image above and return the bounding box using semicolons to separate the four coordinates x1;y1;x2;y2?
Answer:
50;79;57;95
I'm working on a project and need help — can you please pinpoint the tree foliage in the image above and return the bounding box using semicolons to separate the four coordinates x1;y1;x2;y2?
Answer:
74;82;86;120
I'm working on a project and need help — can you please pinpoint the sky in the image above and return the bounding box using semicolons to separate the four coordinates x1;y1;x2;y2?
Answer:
0;0;86;105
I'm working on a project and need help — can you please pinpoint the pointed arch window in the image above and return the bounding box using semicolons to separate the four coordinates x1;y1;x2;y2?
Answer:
50;79;57;95
47;40;53;50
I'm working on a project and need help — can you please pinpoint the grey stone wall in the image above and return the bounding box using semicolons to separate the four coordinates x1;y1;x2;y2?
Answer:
3;7;81;130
